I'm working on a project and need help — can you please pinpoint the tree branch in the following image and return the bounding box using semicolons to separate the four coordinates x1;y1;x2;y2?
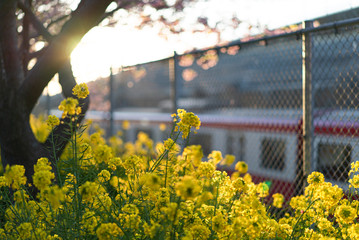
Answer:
0;42;5;97
28;47;48;60
18;1;53;41
19;0;113;114
47;14;71;29
97;0;133;26
43;59;90;158
20;0;31;76
0;0;24;89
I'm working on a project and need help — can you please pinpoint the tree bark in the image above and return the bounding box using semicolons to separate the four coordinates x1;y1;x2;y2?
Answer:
20;0;113;114
43;60;90;161
0;0;113;192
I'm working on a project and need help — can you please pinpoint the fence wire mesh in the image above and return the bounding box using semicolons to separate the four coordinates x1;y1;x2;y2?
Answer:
311;23;359;187
39;18;359;215
175;36;303;204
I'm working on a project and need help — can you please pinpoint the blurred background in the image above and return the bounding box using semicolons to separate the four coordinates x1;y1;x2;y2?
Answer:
33;2;359;202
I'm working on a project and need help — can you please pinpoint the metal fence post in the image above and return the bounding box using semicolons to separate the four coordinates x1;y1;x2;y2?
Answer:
302;20;314;189
169;51;178;114
109;67;114;136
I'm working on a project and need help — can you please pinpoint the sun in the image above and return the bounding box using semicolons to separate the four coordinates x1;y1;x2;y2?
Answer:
47;24;216;96
70;26;175;82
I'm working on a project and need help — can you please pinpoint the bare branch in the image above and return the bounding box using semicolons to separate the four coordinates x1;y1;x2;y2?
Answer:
43;59;90;158
98;0;134;26
18;1;53;41
47;14;71;29
0;0;24;89
20;0;31;76
28;47;48;60
100;5;122;23
58;59;77;98
0;42;5;95
20;0;113;114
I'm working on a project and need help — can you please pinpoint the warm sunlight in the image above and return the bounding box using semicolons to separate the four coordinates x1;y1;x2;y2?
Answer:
43;0;359;96
71;27;175;82
46;26;218;95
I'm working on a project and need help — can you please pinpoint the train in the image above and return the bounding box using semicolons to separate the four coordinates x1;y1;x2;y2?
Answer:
80;108;359;200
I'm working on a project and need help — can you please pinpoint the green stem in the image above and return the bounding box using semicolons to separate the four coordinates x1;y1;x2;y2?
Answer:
289;199;318;240
51;129;63;187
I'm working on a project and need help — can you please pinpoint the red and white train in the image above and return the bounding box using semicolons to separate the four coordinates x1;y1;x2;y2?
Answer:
83;108;358;199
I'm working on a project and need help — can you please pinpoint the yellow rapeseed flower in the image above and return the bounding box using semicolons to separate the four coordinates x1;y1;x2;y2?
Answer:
349;175;359;188
122;120;130;130
232;177;248;193
173;109;201;139
13;189;29;203
4;165;27;190
16;222;32;239
163;138;175;150
90;132;106;145
110;176;119;188
235;161;248;174
350;161;359;175
81;211;98;234
93;144;113;164
33;158;55;191
335;204;357;225
307;171;324;185
182;145;203;167
42;185;65;210
187;224;211;240
208;150;223;166
221;154;236;166
58;97;80;118
79;181;99;203
212;213;227;233
257;182;269;198
34;157;52;172
159;123;166;131
290;195;307;211
96;223;123;240
348;223;359;239
140;173;162;190
272;193;285;208
97;170;111;183
175;175;201;200
72;83;89;99
46;115;60;128
122;204;139;215
33;170;55;191
144;220;161;238
197;162;216;178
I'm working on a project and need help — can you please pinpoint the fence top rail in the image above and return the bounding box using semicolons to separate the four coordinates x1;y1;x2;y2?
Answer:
180;17;359;56
118;17;359;69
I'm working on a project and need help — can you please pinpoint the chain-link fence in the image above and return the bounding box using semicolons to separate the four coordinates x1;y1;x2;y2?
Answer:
102;18;359;206
39;16;359;211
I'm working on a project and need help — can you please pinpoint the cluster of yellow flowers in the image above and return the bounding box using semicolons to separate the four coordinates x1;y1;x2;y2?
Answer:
58;83;89;118
172;109;201;139
2;83;359;239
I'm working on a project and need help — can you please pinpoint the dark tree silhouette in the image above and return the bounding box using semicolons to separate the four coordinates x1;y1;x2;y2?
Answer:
0;0;196;187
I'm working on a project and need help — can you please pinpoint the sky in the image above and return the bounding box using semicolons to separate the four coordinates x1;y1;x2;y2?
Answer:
47;0;359;95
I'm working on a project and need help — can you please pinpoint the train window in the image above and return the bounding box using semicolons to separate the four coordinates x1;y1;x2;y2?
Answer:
239;136;245;162
226;135;234;155
317;143;351;182
227;135;245;162
260;138;286;171
189;133;212;157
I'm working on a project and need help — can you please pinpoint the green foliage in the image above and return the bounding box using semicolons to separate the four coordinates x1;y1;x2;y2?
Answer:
1;86;359;239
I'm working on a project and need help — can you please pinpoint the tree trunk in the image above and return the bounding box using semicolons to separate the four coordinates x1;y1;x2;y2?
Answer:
0;101;47;183
0;0;112;192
